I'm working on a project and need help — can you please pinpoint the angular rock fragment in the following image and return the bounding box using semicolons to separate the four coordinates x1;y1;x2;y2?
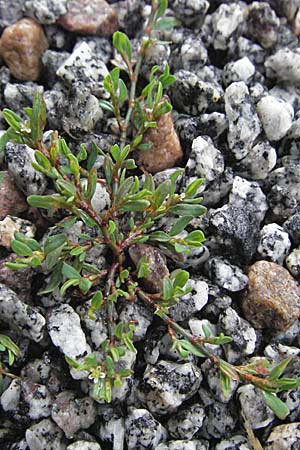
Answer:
246;2;280;49
257;95;294;141
23;0;68;24
265;48;300;85
0;283;45;342
25;418;65;450
167;403;205;440
222;57;255;86
67;442;101;450
0;18;48;81
265;423;300;450
212;3;244;50
0;172;28;220
0;216;35;249
125;408;167;450
242;261;300;331
238;385;274;429
205;257;248;293
57;0;118;36
258;223;291;264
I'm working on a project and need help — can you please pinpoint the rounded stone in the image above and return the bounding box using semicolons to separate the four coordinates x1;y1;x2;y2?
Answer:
0;18;48;81
242;260;300;331
257;95;294;141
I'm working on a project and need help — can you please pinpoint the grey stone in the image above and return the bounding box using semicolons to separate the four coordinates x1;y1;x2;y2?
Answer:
125;408;167;450
199;398;237;439
235;140;277;180
56;42;109;98
156;441;209;450
201;168;234;207
265;48;300;85
225;82;261;160
190;136;224;182
4;82;44;111
229;176;268;224
212;3;244;50
215;435;251;450
25;418;65;450
44;24;69;49
76;300;108;348
258;223;291;264
0;284;45;342
47;304;91;379
201;359;239;403
234;36;266;67
77;37;112;65
67;442;101;450
257;95;294;141
169;278;209;321
167;404;205;440
170;70;222;116
138;360;202;415
0;215;35;249
22;381;52;420
178;245;210;270
188;318;222;357
5;143;47;196
267;163;300;218
222;57;255;86
97;407;125;450
170;0;209;26
265;423;300;450
286;248;300;277
205;257;248;292
42;50;70;86
0;0;23;29
238;385;274;429
51;391;97;439
170;35;208;72
1;379;21;413
23;0;68;24
246;2;280;49
283;213;300;244
119;299;153;341
218;307;257;363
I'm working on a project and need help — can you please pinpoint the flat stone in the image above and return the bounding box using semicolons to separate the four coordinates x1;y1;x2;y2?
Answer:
0;284;46;342
242;260;300;331
0;172;28;220
0;18;48;81
57;0;118;36
137;110;183;174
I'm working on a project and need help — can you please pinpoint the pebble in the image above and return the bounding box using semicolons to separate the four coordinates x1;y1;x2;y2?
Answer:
212;3;244;50
205;257;248;293
238;385;274;429
0;171;28;220
0;0;23;29
0;216;35;249
169;278;209;321
224;82;262;160
47;304;92;379
125;407;167;450
67;442;101;450
283;213;300;244
285;249;300;277
56;42;109;98
137;109;183;174
257;95;294;141
215;435;251;450
5;143;47;196
209;204;260;264
21;380;52;420
246;2;280;49
119;299;153;341
190;136;224;182
218;307;257;363
265;48;300;85
265;423;300;450
51;391;97;439
170;70;221;116
23;0;68;24
222;57;255;86
199;396;237;439
42;50;70;87
0;283;45;342
170;35;208;72
267;162;300;218
57;0;118;36
170;0;209;26
25;418;65;450
138;360;202;415
167;403;205;440
242;260;300;331
156;441;209;450
234;140;277;180
4;82;44;111
0;18;48;81
201;359;238;403
257;223;291;264
0;254;34;297
229;176;268;224
129;244;169;293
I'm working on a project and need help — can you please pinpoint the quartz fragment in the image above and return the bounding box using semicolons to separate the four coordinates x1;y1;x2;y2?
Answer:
235;140;277;180
170;0;209;26
225;82;261;160
222;57;255;86
67;442;101;450
137;110;183;173
212;3;244;50
125;408;167;450
265;48;300;85
258;223;291;264
0;18;48;81
257;95;294;141
190;136;224;182
138;360;202;415
58;0;118;36
242;261;300;331
169;278;209;322
0;283;45;342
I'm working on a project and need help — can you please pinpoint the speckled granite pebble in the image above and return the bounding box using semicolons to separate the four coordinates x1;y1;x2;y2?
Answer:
25;418;65;450
242;260;300;331
125;407;167;450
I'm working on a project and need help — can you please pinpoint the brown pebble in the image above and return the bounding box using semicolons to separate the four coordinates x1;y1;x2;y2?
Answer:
242;260;300;332
129;243;169;293
0;18;48;81
0;172;28;220
137;110;183;174
57;0;118;36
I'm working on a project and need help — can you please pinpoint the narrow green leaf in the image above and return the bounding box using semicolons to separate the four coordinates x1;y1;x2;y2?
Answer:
262;391;290;420
269;357;293;381
153;17;181;30
79;277;93;294
113;31;132;61
169;216;193;236
185;178;205;198
87;143;100;170
118;79;128;103
99;99;115;113
11;240;33;257
121;199;150;212
152;180;170;208
170;204;206;217
44;234;67;256
60;278;79;295
38;263;63;294
62;262;81;279
2;109;22;129
30;91;46;142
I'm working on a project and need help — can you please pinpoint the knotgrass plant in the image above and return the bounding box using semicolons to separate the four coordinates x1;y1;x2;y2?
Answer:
1;0;300;419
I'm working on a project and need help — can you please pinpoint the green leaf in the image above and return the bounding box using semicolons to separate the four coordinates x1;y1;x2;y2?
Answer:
169;169;184;194
186;230;205;247
269;357;293;381
2;109;22;129
149;231;170;242
169;216;193;236
137;256;152;279
77;144;87;162
87;143;100;171
110;67;120;92
11;240;33;257
62;262;81;279
79;277;93;294
27;194;66;209
172;269;189;288
86;168;97;201
185;178;205;198
152;180;170;208
56;179;77;197
92;291;103;310
30;91;46;142
162;277;173;300
44;234;67;256
170;204;206;217
154;99;172;117
179;339;206;357
78;210;97;228
5;262;29;269
65;356;81;369
0;128;16;152
99;99;115;113
144;174;155;192
118;79;128;103
113;31;132;61
38;262;63;294
104;154;114;186
121;199;150;212
154;17;181;30
220;372;231;398
14;232;40;251
156;0;168;18
262;391;290;420
123;334;136;353
60;278;79;295
110;144;121;162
